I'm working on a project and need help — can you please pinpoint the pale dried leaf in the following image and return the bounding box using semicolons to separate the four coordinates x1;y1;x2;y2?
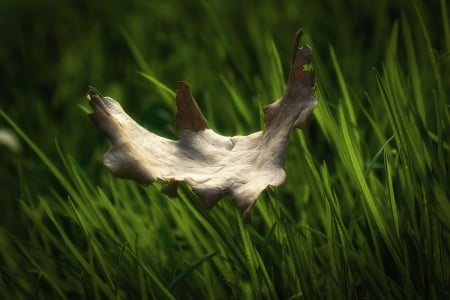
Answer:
88;31;316;219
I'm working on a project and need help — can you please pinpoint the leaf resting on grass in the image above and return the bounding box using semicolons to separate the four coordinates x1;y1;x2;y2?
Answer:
88;31;316;219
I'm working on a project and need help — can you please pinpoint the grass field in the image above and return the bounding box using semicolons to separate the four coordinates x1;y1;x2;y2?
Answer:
0;0;449;299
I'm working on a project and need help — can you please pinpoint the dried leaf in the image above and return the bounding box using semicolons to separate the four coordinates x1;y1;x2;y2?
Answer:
88;31;316;219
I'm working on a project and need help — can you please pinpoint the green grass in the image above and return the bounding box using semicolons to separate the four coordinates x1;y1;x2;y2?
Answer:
0;0;449;299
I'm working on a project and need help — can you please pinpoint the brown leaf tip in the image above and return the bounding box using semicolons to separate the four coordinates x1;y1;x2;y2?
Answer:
175;81;209;132
289;45;314;88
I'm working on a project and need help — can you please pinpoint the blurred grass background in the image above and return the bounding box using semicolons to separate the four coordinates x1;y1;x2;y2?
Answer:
0;0;449;299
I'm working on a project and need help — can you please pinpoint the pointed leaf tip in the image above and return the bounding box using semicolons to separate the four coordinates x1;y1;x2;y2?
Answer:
175;81;209;132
